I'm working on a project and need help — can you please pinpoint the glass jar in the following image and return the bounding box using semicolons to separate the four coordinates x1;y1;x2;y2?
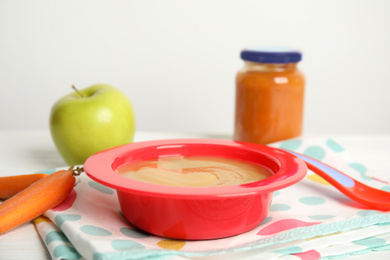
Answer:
234;47;305;145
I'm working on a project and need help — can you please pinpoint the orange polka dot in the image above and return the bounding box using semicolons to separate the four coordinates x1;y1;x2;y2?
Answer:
157;239;186;250
34;216;51;225
307;174;330;185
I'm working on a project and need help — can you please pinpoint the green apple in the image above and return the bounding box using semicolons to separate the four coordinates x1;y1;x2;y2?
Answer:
50;84;136;165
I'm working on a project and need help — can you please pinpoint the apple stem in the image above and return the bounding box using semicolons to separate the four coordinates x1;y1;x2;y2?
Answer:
72;85;84;98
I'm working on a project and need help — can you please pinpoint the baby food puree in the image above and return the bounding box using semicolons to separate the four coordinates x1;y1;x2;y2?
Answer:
234;46;305;145
117;156;272;187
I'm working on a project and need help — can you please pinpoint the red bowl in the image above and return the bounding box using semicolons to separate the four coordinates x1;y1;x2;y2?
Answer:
84;139;307;240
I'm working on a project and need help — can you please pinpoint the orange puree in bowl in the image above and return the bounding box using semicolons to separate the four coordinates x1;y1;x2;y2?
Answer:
116;156;272;187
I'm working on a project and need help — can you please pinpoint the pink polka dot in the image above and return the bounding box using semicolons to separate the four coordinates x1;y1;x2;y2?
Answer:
52;189;77;212
293;250;321;260
257;219;321;236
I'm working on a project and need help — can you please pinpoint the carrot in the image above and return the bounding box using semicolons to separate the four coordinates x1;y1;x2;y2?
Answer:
0;169;77;234
0;173;48;199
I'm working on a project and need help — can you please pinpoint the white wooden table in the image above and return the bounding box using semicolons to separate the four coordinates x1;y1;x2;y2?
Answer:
0;130;389;260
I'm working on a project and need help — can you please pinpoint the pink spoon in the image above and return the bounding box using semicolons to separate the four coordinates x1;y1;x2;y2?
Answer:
283;149;390;211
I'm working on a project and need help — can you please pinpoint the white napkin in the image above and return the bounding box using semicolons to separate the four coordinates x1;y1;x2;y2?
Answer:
34;136;390;260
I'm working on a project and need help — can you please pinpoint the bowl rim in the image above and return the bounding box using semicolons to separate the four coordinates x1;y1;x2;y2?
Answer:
84;139;307;199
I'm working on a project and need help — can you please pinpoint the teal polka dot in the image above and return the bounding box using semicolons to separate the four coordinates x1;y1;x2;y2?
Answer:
349;163;367;174
88;181;114;195
273;191;280;197
93;252;104;260
356;210;380;217
112;240;145;250
80;225;112;236
36;168;57;174
352;236;386;247
55;214;81;228
303;146;326;161
349;163;371;180
258;217;272;227
53;245;82;259
326;139;344;152
299;196;326;205
274;246;302;255
308;215;336;220
120;227;150;238
382;186;390;192
270;204;291;211
279;139;302;151
45;231;69;244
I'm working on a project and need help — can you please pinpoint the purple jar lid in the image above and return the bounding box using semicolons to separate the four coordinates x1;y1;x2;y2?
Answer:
240;46;302;63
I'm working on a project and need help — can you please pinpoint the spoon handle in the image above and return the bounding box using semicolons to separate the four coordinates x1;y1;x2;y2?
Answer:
284;150;356;188
283;149;390;210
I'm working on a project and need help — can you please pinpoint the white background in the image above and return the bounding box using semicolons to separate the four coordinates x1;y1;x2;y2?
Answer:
1;0;389;135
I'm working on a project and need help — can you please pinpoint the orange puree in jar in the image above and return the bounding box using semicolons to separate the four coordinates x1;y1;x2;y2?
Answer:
234;47;305;145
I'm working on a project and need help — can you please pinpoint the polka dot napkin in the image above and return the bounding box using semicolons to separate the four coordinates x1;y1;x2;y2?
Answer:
34;136;390;260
